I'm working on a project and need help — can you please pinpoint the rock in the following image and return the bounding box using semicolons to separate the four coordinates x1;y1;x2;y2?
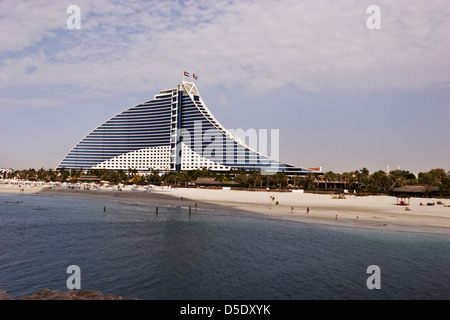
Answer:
19;288;138;300
0;290;14;300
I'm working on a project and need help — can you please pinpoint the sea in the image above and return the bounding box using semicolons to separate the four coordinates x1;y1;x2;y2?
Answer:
0;192;449;300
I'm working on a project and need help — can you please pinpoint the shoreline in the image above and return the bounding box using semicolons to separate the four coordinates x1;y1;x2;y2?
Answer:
1;185;450;236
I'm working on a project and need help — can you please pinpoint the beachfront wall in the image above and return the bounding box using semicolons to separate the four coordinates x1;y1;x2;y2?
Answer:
57;82;318;175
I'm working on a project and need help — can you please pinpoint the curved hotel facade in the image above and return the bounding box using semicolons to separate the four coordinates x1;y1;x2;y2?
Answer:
57;82;320;175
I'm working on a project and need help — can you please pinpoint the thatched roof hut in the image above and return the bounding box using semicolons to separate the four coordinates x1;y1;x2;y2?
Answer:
186;177;221;186
393;185;439;197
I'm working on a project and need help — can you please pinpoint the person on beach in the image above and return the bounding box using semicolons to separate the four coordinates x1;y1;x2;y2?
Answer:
306;207;310;214
290;207;294;214
269;196;275;208
335;214;338;220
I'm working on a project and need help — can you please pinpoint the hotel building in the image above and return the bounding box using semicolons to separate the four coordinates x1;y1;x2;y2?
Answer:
57;82;320;175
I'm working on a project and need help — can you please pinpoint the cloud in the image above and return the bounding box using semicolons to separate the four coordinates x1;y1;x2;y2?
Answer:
216;90;229;106
0;0;64;52
1;0;449;97
0;97;62;108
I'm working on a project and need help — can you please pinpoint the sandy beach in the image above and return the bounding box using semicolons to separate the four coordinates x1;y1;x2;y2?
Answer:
150;187;450;235
2;182;449;235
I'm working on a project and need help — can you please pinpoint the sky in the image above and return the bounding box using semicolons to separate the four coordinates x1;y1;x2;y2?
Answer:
0;0;449;174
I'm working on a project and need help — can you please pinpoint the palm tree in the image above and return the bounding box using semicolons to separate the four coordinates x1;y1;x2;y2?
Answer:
360;167;370;185
418;172;440;187
324;171;335;189
293;175;305;189
273;172;287;189
305;172;315;190
248;170;261;188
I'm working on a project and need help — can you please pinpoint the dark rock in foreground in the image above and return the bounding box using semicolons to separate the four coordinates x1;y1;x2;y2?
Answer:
0;288;138;300
0;290;14;300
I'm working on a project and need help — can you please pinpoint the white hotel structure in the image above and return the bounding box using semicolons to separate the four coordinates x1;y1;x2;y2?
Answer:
57;82;320;175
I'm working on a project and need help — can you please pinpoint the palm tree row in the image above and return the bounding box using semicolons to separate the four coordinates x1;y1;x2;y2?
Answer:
3;167;449;196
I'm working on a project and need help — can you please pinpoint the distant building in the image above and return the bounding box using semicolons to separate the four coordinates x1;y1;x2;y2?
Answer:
57;82;321;175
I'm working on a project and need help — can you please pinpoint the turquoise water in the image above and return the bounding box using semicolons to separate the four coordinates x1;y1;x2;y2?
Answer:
0;192;449;299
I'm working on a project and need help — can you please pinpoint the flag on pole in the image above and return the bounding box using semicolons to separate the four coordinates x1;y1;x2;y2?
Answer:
184;71;190;77
193;73;198;80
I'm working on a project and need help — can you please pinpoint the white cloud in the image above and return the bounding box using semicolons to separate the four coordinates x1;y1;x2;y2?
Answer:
1;0;449;97
216;90;229;106
0;97;62;108
0;0;65;52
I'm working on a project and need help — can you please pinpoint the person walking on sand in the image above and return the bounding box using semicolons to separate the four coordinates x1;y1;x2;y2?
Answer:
290;207;294;214
306;207;310;214
335;214;338;220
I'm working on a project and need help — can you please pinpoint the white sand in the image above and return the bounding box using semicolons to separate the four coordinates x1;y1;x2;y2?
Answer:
0;185;46;194
2;183;449;235
153;187;450;235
